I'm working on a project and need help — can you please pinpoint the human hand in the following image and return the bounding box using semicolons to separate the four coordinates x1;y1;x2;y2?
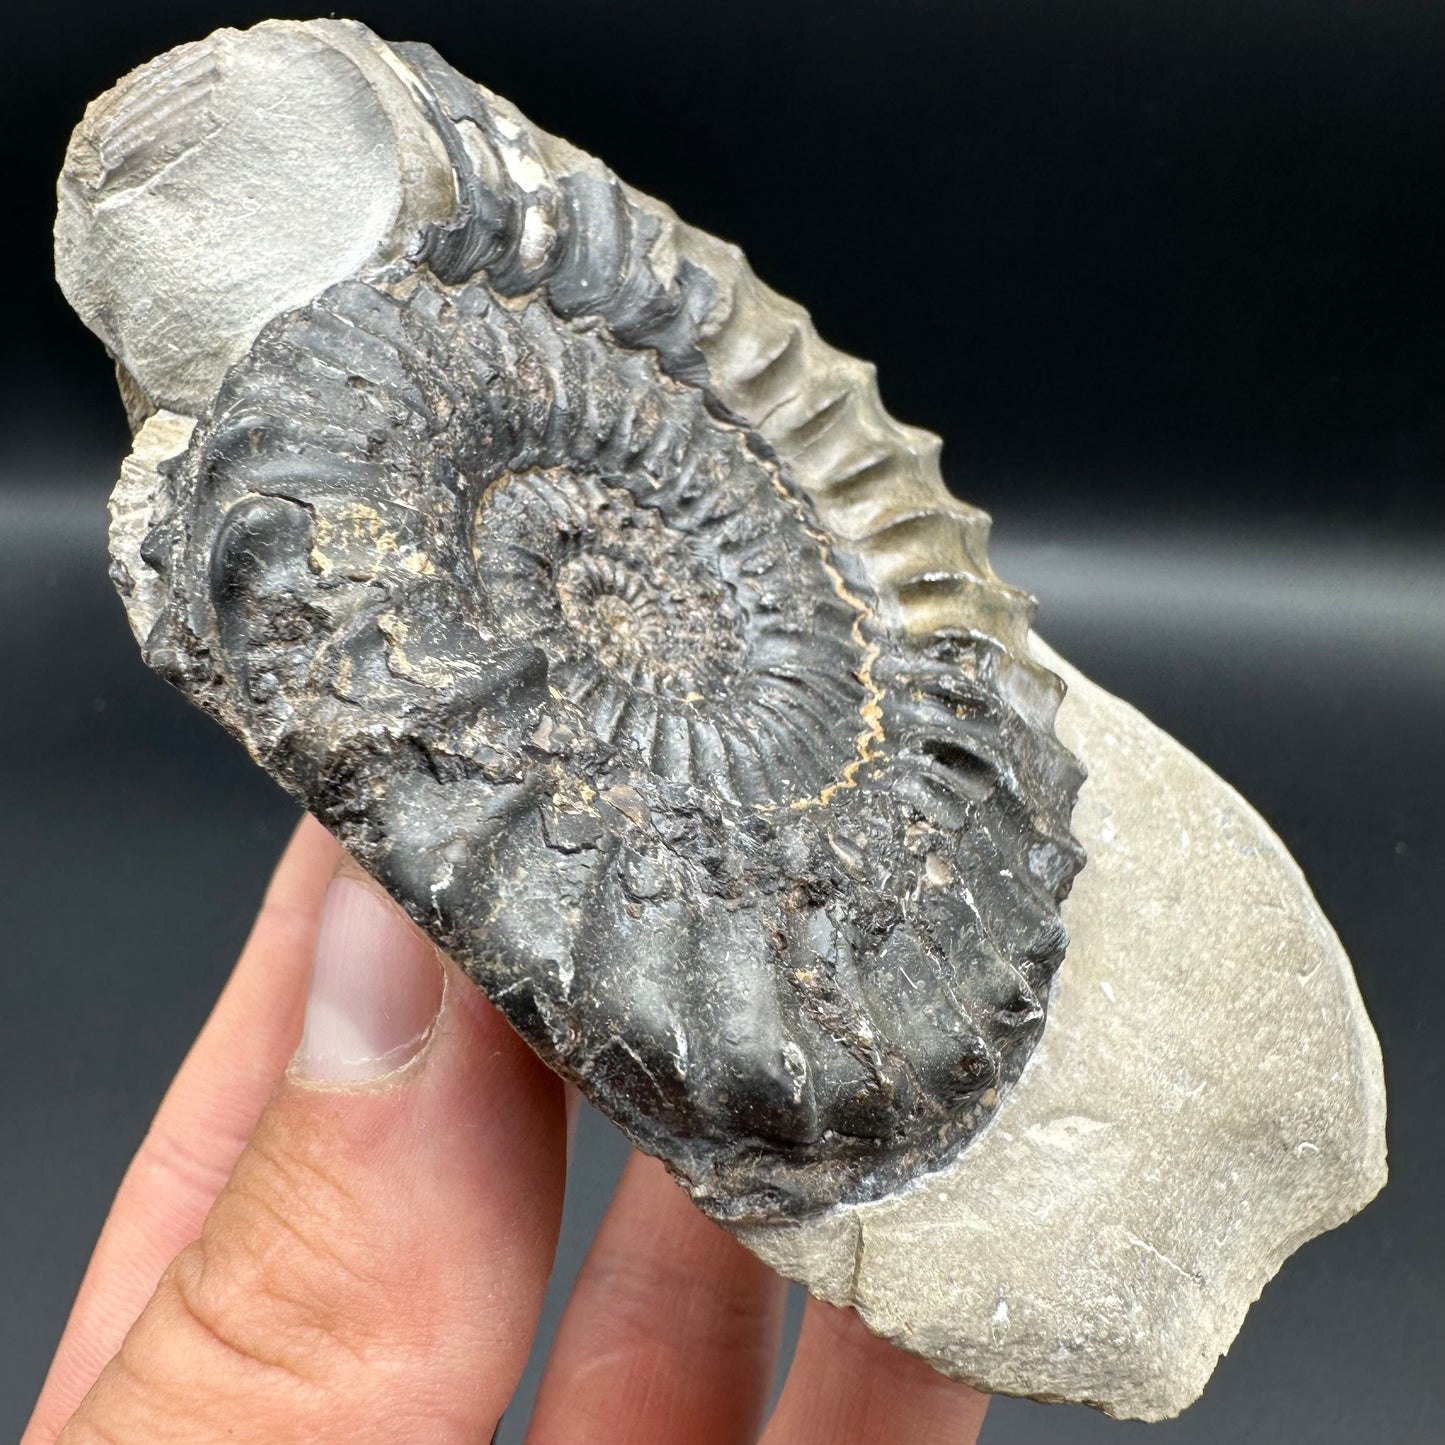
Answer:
24;817;989;1444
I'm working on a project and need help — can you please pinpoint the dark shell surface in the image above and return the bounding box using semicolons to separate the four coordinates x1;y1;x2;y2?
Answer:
122;41;1085;1218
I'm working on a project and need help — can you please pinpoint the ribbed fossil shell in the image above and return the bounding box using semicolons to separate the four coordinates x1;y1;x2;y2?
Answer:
59;20;1085;1217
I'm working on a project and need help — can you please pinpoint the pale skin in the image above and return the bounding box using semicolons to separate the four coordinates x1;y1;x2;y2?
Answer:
23;817;989;1444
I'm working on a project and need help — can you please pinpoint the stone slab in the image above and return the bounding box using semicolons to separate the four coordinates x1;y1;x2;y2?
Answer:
731;638;1387;1420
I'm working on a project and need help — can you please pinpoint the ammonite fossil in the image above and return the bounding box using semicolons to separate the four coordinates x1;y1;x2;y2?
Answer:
59;20;1085;1219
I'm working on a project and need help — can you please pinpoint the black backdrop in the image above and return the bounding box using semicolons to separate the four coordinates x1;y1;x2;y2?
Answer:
2;3;1440;1440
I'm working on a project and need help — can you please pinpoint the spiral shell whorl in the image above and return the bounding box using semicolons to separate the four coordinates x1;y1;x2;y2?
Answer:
390;39;1060;728
112;26;1084;1217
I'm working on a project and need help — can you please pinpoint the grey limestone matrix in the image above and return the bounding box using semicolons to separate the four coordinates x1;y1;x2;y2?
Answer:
56;19;1386;1420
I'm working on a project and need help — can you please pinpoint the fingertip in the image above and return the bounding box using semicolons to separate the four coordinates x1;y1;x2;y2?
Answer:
291;876;444;1085
764;1297;989;1445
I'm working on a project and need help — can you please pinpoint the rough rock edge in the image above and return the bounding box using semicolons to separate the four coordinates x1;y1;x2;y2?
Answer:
730;638;1387;1420
108;410;194;644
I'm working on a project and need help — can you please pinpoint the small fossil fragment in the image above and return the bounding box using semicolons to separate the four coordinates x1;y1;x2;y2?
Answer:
57;20;1083;1218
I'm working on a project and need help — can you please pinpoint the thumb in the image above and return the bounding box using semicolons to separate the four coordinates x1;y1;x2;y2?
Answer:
61;867;568;1445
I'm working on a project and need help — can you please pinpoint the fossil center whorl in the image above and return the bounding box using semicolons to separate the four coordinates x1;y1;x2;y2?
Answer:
451;346;881;809
557;550;694;684
476;470;751;702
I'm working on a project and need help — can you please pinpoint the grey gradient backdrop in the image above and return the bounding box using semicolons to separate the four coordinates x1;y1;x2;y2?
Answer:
2;1;1441;1439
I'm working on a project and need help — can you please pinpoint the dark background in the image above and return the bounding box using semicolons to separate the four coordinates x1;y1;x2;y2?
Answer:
2;1;1440;1439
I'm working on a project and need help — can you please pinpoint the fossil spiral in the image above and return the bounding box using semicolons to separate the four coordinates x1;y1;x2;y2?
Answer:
59;20;1085;1217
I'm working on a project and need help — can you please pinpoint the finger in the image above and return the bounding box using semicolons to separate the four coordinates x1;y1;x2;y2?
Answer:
25;816;339;1442
762;1297;988;1445
53;872;569;1444
526;1151;786;1445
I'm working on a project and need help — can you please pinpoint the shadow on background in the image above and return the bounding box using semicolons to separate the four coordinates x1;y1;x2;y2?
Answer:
2;1;1440;1439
